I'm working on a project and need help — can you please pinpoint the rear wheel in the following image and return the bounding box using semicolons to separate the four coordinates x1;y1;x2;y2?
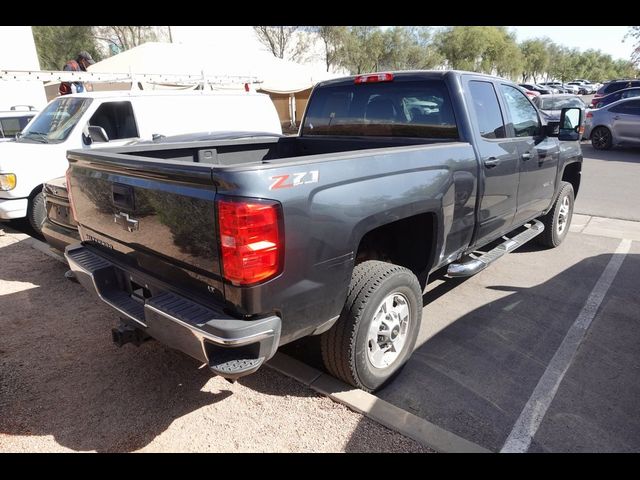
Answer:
320;260;422;392
27;191;46;235
537;181;574;248
591;126;612;150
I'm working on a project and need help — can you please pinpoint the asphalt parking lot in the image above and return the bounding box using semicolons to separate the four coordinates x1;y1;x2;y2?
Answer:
286;142;640;452
1;141;639;453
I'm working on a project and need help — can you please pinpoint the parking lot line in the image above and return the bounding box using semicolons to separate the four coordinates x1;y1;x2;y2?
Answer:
500;238;632;453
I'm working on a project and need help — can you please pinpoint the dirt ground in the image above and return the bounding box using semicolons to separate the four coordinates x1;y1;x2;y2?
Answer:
0;231;430;453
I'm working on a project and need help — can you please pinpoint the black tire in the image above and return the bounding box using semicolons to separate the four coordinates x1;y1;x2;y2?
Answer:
320;260;422;392
591;126;612;150
537;181;574;248
27;191;46;235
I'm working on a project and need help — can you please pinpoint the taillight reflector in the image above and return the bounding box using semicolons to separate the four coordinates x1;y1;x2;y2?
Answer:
586;111;593;118
354;73;394;84
65;168;79;223
217;197;282;286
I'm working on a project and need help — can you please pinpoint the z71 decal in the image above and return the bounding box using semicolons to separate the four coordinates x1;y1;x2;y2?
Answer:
269;170;319;190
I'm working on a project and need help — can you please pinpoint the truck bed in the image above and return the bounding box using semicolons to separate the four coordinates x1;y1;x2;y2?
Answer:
88;135;457;169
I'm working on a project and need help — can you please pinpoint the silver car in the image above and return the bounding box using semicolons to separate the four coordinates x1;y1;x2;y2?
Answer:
584;97;640;150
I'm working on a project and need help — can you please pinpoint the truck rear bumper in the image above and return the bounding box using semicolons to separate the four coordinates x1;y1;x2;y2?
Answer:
65;244;281;380
0;197;28;220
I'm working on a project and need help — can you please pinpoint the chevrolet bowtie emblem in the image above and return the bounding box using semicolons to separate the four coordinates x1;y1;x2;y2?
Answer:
114;212;139;232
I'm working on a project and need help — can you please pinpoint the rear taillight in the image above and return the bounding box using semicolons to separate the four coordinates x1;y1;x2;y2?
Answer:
65;168;79;223
354;73;394;84
217;197;283;286
586;111;593;119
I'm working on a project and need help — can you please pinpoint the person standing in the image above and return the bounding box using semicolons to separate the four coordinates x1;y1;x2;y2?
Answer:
59;51;95;96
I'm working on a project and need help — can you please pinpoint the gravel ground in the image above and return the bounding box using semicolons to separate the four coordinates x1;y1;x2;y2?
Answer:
0;231;431;453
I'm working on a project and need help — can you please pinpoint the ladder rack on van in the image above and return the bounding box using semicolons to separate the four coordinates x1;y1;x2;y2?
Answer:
0;70;262;90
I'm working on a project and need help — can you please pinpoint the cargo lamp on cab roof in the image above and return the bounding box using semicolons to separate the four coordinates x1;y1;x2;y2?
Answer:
354;73;394;84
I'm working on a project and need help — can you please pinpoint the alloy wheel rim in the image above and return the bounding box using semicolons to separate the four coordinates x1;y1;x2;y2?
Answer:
593;129;609;148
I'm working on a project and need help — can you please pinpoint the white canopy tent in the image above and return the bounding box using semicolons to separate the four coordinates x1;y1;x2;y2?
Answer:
87;42;339;93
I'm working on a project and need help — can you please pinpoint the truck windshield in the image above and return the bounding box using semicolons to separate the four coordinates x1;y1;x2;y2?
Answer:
19;97;92;144
302;80;458;139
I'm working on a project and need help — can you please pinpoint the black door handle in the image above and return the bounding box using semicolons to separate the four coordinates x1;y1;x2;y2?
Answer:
521;152;532;161
484;157;500;169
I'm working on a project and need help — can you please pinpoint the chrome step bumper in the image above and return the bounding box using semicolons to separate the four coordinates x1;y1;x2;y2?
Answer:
65;244;281;380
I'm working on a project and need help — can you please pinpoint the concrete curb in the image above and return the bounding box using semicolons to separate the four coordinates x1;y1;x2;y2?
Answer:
267;352;491;453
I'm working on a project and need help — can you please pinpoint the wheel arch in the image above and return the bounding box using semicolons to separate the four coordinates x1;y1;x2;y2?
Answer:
352;210;441;289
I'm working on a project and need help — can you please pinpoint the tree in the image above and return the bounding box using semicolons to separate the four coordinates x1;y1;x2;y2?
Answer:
378;26;441;71
253;26;300;60
339;26;386;74
306;26;347;72
520;39;550;83
93;26;159;53
32;26;101;70
626;26;640;66
434;26;521;79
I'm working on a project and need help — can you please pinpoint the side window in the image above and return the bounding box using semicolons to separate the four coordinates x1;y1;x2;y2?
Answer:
610;100;640;116
88;101;139;141
468;80;506;139
621;90;640;100
0;117;23;137
500;85;540;137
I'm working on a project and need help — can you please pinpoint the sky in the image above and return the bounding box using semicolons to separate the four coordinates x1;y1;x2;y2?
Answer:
511;26;633;61
170;26;636;63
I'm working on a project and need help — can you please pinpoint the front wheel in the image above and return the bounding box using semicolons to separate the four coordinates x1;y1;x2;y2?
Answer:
27;191;46;235
320;260;422;392
537;181;574;248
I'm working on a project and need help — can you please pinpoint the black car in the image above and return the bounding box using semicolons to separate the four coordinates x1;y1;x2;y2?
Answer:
592;87;640;109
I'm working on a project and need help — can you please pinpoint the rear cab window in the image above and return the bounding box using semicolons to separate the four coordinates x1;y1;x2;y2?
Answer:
301;79;458;139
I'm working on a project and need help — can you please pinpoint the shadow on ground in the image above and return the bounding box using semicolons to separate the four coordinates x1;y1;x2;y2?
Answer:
0;238;232;452
375;251;640;452
0;235;428;453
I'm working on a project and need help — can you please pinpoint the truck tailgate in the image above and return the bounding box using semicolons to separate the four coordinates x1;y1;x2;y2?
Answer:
66;150;225;302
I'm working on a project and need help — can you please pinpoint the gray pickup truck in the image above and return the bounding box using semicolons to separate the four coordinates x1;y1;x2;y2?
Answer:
64;71;583;392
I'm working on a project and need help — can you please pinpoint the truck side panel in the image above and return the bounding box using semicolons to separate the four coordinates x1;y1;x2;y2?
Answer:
215;142;477;344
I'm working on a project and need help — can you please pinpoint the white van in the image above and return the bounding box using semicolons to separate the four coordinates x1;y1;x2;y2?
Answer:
0;89;282;232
